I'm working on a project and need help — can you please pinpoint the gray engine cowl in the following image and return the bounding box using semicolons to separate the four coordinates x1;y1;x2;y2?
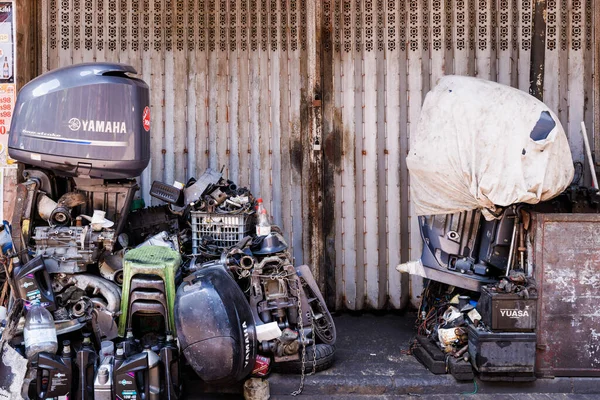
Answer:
33;226;116;273
8;63;150;179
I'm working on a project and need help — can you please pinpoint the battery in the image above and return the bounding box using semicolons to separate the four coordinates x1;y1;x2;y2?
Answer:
476;286;537;332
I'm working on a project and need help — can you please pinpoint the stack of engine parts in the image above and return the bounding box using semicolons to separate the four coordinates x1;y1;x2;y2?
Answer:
0;63;336;399
412;269;538;382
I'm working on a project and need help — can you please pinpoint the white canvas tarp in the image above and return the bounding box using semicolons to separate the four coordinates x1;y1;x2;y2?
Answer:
407;76;574;220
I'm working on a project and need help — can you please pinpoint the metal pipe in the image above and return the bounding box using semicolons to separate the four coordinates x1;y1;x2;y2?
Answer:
581;121;599;191
505;212;519;277
62;274;121;314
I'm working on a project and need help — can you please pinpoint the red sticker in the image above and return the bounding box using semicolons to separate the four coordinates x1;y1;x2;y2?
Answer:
142;106;150;132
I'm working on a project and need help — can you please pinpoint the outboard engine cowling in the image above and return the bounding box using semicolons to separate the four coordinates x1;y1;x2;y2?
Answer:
175;265;256;383
8;62;150;179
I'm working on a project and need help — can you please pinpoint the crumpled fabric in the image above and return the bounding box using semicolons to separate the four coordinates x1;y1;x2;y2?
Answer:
407;75;574;220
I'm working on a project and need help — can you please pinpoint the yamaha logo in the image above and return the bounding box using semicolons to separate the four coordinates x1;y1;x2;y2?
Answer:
120;379;133;385
68;118;127;134
68;117;81;131
242;321;250;368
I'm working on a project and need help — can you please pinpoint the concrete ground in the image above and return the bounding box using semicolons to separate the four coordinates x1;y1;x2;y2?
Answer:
186;313;600;399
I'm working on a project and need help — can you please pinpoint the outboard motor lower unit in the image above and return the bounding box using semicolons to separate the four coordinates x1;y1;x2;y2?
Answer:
9;63;150;179
175;266;257;383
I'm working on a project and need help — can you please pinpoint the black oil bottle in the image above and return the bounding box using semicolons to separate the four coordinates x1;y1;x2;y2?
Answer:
122;328;140;357
75;333;98;400
58;340;73;400
12;256;55;311
114;351;149;400
33;352;72;399
159;332;180;400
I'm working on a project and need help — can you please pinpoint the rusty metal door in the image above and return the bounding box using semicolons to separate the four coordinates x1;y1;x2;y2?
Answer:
532;213;600;377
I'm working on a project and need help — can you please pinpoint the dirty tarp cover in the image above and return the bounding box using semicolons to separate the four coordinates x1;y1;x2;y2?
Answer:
407;75;574;220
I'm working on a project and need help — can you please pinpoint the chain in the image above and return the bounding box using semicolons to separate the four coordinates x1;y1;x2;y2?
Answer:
290;275;318;396
291;286;306;396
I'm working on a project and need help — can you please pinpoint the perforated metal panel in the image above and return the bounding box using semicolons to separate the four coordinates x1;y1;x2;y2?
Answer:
41;1;595;310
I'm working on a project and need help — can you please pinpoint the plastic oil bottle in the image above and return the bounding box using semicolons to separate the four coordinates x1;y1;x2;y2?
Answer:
32;353;72;399
12;256;56;311
24;304;58;359
93;356;114;400
114;351;149;400
75;333;98;400
160;332;181;400
143;345;161;400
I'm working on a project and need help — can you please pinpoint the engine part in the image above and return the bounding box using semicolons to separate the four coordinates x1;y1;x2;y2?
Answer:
9;63;150;179
37;194;58;221
251;233;289;255
33;226;116;274
296;264;337;345
126;205;179;246
23;170;55;198
175;265;256;383
53;273;121;314
183;168;222;206
11;179;39;264
99;253;124;285
75;178;138;236
136;231;177;250
149;181;183;206
91;297;119;341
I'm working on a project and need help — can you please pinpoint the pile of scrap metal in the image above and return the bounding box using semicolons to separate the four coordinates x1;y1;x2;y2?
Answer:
412;270;538;382
0;63;335;399
402;76;574;382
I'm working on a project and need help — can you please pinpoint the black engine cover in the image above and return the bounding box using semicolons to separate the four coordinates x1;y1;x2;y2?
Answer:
175;266;256;383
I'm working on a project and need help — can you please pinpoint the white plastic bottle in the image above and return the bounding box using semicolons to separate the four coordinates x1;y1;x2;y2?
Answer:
256;208;271;236
24;304;58;359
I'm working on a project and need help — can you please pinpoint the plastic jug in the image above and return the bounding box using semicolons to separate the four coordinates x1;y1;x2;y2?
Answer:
75;333;98;400
143;346;160;400
12;256;56;311
160;333;181;399
24;304;58;359
93;356;113;400
33;353;72;399
114;351;149;400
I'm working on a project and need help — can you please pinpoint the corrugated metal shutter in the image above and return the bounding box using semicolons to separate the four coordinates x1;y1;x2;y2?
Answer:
41;0;595;310
321;0;594;310
42;0;309;266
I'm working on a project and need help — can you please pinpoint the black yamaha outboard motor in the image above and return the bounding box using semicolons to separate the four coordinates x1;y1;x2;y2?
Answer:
175;265;257;383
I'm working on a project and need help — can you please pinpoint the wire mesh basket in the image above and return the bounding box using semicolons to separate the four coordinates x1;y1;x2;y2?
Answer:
190;211;255;253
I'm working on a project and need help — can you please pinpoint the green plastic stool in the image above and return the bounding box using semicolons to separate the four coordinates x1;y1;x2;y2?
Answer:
118;246;182;337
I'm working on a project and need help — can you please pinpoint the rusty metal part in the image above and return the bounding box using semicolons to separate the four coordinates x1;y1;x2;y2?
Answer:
518;223;526;270
454;344;469;358
533;213;600;377
505;209;519;277
54;273;121;314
